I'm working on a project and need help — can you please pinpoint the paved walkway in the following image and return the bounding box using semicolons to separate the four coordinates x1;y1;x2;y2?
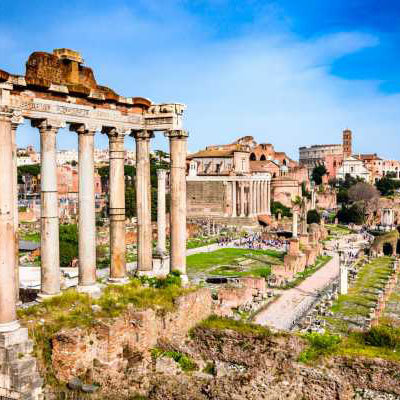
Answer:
254;254;340;330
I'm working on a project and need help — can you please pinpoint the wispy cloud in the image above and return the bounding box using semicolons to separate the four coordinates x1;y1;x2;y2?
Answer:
6;1;400;159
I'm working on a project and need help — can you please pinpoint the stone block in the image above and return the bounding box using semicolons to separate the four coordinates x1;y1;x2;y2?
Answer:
0;328;28;348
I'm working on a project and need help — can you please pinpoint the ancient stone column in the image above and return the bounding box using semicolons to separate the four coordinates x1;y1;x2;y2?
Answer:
239;182;245;217
248;181;254;217
261;181;266;214
11;119;22;303
292;210;298;238
252;180;257;216
71;124;99;293
311;189;316;209
339;265;348;295
134;130;154;272
156;169;167;254
0;108;19;332
232;181;237;217
165;130;188;280
256;181;261;214
107;130;127;282
33;119;64;299
266;181;271;215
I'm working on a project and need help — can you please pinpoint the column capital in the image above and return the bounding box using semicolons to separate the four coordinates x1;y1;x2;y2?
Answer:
69;122;100;135
164;129;188;139
132;129;155;140
102;126;129;138
31;118;66;132
0;106;24;124
157;169;168;179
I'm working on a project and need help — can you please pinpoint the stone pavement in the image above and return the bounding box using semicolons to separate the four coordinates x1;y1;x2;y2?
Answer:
254;254;340;330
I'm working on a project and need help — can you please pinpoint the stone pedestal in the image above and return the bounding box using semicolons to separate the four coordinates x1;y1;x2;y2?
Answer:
0;328;43;400
137;254;170;278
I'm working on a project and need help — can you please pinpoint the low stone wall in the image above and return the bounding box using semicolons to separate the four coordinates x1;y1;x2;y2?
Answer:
52;288;213;383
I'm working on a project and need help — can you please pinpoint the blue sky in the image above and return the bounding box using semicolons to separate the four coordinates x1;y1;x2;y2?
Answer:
1;0;399;159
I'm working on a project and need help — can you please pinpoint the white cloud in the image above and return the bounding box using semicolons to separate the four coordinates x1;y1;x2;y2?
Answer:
10;3;400;160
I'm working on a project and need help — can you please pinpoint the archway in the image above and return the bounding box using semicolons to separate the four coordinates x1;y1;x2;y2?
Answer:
383;242;394;256
250;153;256;161
260;154;266;161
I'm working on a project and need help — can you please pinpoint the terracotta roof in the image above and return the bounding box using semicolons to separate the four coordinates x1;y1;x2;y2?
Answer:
188;148;248;158
258;215;272;225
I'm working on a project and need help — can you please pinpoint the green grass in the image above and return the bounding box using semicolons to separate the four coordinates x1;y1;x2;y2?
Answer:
151;348;198;372
282;256;332;289
186;237;217;249
325;224;353;236
298;332;341;363
196;315;272;337
20;231;40;242
325;256;394;332
187;248;283;278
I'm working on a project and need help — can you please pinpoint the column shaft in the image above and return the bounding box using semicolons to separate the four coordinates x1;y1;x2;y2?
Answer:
108;133;126;280
249;181;253;217
167;130;188;277
135;131;154;271
240;182;245;217
76;128;97;288
232;181;237;217
267;181;271;215
0;110;19;331
256;181;261;214
252;181;257;215
156;170;167;254
36;120;61;296
11;123;19;302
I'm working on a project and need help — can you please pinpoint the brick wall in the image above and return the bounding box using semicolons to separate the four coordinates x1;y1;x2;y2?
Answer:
187;181;226;217
52;289;213;382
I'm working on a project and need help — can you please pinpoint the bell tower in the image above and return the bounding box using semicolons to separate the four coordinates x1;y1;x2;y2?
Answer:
343;129;352;157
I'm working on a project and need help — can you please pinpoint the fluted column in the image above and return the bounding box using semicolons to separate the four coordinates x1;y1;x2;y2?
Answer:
70;124;99;293
156;169;167;254
256;181;260;214
106;130;127;282
33;119;64;298
232;181;237;217
165;130;188;280
261;181;266;213
134;130;154;272
0;107;19;332
240;182;245;217
267;181;271;215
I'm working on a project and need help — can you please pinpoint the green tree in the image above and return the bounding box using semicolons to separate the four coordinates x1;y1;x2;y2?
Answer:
376;176;400;196
307;209;321;224
336;204;364;225
311;165;327;185
125;186;137;218
271;201;292;218
59;224;78;267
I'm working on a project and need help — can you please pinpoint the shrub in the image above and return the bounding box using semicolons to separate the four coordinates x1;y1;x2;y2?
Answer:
299;332;341;362
364;325;400;349
271;201;292;218
151;348;197;372
307;209;321;224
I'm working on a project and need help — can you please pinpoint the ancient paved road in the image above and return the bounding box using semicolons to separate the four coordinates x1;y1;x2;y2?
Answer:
254;254;340;330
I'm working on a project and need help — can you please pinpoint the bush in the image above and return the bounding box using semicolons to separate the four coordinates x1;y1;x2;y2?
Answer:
336;204;364;225
151;348;197;372
307;209;321;224
299;332;341;362
364;325;400;349
271;201;292;218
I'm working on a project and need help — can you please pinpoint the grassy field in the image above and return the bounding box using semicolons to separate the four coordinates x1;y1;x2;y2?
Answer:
325;224;353;236
325;256;394;332
20;231;40;243
187;248;284;278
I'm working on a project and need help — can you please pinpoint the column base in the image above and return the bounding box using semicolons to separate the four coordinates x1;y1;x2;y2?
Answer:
180;274;189;286
37;292;61;303
0;320;20;333
107;277;129;285
77;284;102;296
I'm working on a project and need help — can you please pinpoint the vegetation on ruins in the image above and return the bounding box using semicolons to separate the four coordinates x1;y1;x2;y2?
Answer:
336;203;364;224
376;176;400;196
17;273;194;385
298;332;341;363
151;348;198;372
